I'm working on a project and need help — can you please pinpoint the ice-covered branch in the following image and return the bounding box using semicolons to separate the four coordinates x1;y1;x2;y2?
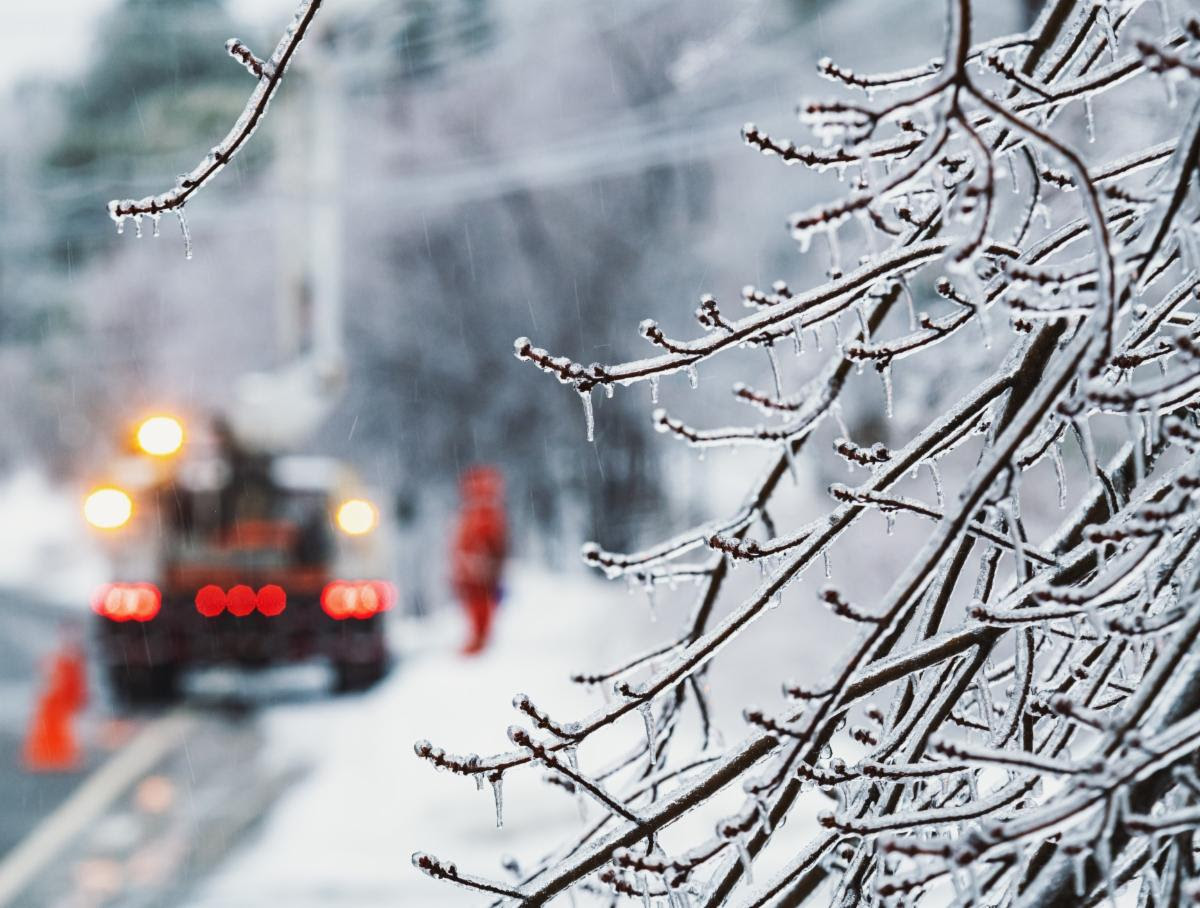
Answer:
106;0;325;257
415;0;1200;902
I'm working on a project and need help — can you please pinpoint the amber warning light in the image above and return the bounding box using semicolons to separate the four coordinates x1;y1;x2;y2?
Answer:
136;415;184;457
336;498;378;536
84;487;133;530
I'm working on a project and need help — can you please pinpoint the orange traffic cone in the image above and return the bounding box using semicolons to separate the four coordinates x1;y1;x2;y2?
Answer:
24;644;86;772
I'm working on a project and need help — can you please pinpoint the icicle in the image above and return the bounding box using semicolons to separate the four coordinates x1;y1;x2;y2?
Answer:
1076;416;1098;478
885;512;895;535
1163;69;1179;109
150;213;161;237
878;362;894;419
823;549;831;579
645;578;658;622
966;770;979;802
641;875;652;908
177;209;193;260
974;301;993;350
832;402;849;437
604;383;614;400
766;345;783;399
579;389;595;443
901;281;917;330
686;364;699;389
650;375;660;404
831;316;843;354
734;836;754;883
640;702;657;763
928;460;944;509
133;214;144;238
1083;97;1095;143
490;774;505;828
1128;412;1145;483
1072;849;1087;896
812;327;823;352
792;319;804;356
825;229;841;274
963;864;982;905
854;300;870;339
1052;442;1067;509
1001;500;1029;581
783;440;799;485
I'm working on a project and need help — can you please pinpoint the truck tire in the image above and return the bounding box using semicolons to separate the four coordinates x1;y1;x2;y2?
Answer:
108;663;181;708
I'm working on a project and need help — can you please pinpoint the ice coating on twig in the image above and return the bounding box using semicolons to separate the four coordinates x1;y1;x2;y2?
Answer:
107;0;325;256
413;4;1200;904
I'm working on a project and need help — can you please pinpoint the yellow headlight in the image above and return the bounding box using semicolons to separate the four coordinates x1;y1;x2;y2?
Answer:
336;498;378;536
136;415;184;457
84;487;133;530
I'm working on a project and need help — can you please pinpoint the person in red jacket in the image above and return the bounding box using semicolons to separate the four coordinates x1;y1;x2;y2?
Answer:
451;467;507;655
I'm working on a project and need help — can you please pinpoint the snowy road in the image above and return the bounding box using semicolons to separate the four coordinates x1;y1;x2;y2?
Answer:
0;566;653;907
0;592;96;866
185;566;649;907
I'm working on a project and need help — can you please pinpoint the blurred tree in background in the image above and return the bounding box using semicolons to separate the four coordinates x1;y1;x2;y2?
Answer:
3;0;1001;571
388;0;495;81
41;0;252;265
0;0;260;475
339;3;726;555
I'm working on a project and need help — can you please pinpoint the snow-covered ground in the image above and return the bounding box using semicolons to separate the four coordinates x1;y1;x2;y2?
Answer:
184;564;656;907
0;469;107;608
0;466;852;904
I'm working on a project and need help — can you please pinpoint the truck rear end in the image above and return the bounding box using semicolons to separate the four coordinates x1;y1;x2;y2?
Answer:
84;415;394;704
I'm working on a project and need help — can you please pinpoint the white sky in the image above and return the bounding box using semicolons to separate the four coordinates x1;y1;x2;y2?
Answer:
0;0;296;89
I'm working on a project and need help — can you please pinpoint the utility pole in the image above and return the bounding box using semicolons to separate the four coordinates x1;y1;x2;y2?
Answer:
232;15;345;452
307;20;345;389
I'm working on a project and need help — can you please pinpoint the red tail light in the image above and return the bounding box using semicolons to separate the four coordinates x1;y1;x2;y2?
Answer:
194;584;288;617
257;584;287;616
93;583;161;622
227;585;257;618
195;584;226;617
321;581;395;620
